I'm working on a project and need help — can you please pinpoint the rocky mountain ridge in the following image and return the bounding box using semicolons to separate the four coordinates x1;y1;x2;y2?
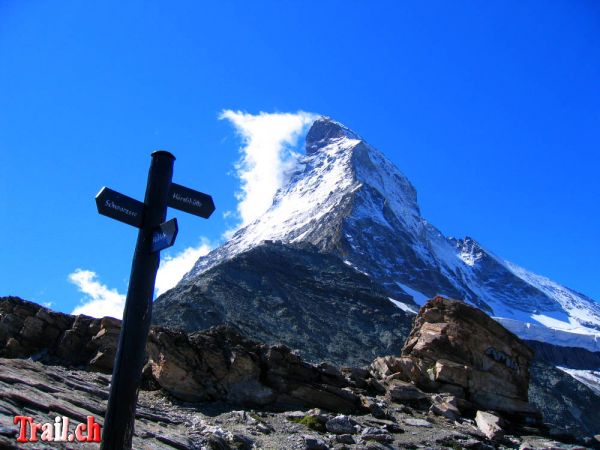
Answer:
1;295;599;449
154;241;413;367
525;340;600;370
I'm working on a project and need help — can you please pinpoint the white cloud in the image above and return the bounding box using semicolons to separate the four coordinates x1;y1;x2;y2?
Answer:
68;239;211;318
220;110;316;230
154;238;213;296
69;269;126;319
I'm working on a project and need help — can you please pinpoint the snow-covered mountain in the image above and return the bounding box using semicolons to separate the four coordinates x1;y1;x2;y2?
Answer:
183;117;600;351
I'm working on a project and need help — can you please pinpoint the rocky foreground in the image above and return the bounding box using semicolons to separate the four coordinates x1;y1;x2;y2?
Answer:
1;296;599;449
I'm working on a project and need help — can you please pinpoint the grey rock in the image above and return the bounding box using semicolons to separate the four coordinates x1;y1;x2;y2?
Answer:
458;438;492;449
528;361;600;436
0;358;193;449
403;418;433;428
303;435;328;450
153;243;412;368
255;422;273;434
336;434;355;444
360;397;386;419
360;427;393;443
0;343;592;450
326;415;356;434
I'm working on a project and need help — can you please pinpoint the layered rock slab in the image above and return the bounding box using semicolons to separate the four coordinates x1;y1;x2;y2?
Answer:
0;358;195;449
372;296;539;420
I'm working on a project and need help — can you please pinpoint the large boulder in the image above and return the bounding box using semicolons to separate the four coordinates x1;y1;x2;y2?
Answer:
409;297;539;416
373;296;540;420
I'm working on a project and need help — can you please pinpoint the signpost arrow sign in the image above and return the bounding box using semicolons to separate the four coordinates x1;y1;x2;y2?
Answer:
168;182;215;218
151;218;178;253
96;187;145;228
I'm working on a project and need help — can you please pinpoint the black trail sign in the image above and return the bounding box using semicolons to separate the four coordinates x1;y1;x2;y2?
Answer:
151;218;178;253
96;187;145;228
168;182;215;218
96;151;214;450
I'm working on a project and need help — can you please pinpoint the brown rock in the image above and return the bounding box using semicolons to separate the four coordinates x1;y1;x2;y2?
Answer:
5;337;23;357
429;394;460;420
145;329;210;402
386;380;428;406
399;296;538;418
434;383;465;399
433;359;469;387
370;356;399;378
88;351;115;372
341;367;370;389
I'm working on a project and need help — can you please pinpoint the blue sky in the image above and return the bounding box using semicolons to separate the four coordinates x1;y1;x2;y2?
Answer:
1;1;599;316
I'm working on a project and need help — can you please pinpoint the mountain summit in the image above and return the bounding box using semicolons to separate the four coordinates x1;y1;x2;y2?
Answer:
160;117;600;352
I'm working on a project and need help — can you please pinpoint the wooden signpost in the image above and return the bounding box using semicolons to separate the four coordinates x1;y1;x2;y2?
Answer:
96;151;214;450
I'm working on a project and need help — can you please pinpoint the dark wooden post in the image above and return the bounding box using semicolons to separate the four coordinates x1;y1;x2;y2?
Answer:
100;151;175;450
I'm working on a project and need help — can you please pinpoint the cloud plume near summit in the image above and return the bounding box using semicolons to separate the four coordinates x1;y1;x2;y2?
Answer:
67;110;317;317
220;110;317;231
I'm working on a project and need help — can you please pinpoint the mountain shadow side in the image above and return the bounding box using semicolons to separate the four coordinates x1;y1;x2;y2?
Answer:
153;241;413;367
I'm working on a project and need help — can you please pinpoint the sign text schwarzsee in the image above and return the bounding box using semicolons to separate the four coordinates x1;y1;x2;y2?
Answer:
105;200;139;218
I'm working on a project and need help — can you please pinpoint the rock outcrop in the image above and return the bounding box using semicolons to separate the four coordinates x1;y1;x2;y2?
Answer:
0;296;120;373
528;361;600;438
0;296;365;413
145;326;364;413
526;339;600;370
0;358;193;450
371;297;540;421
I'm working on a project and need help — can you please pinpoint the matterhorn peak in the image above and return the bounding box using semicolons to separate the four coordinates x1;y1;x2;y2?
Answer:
174;116;600;353
305;116;361;154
